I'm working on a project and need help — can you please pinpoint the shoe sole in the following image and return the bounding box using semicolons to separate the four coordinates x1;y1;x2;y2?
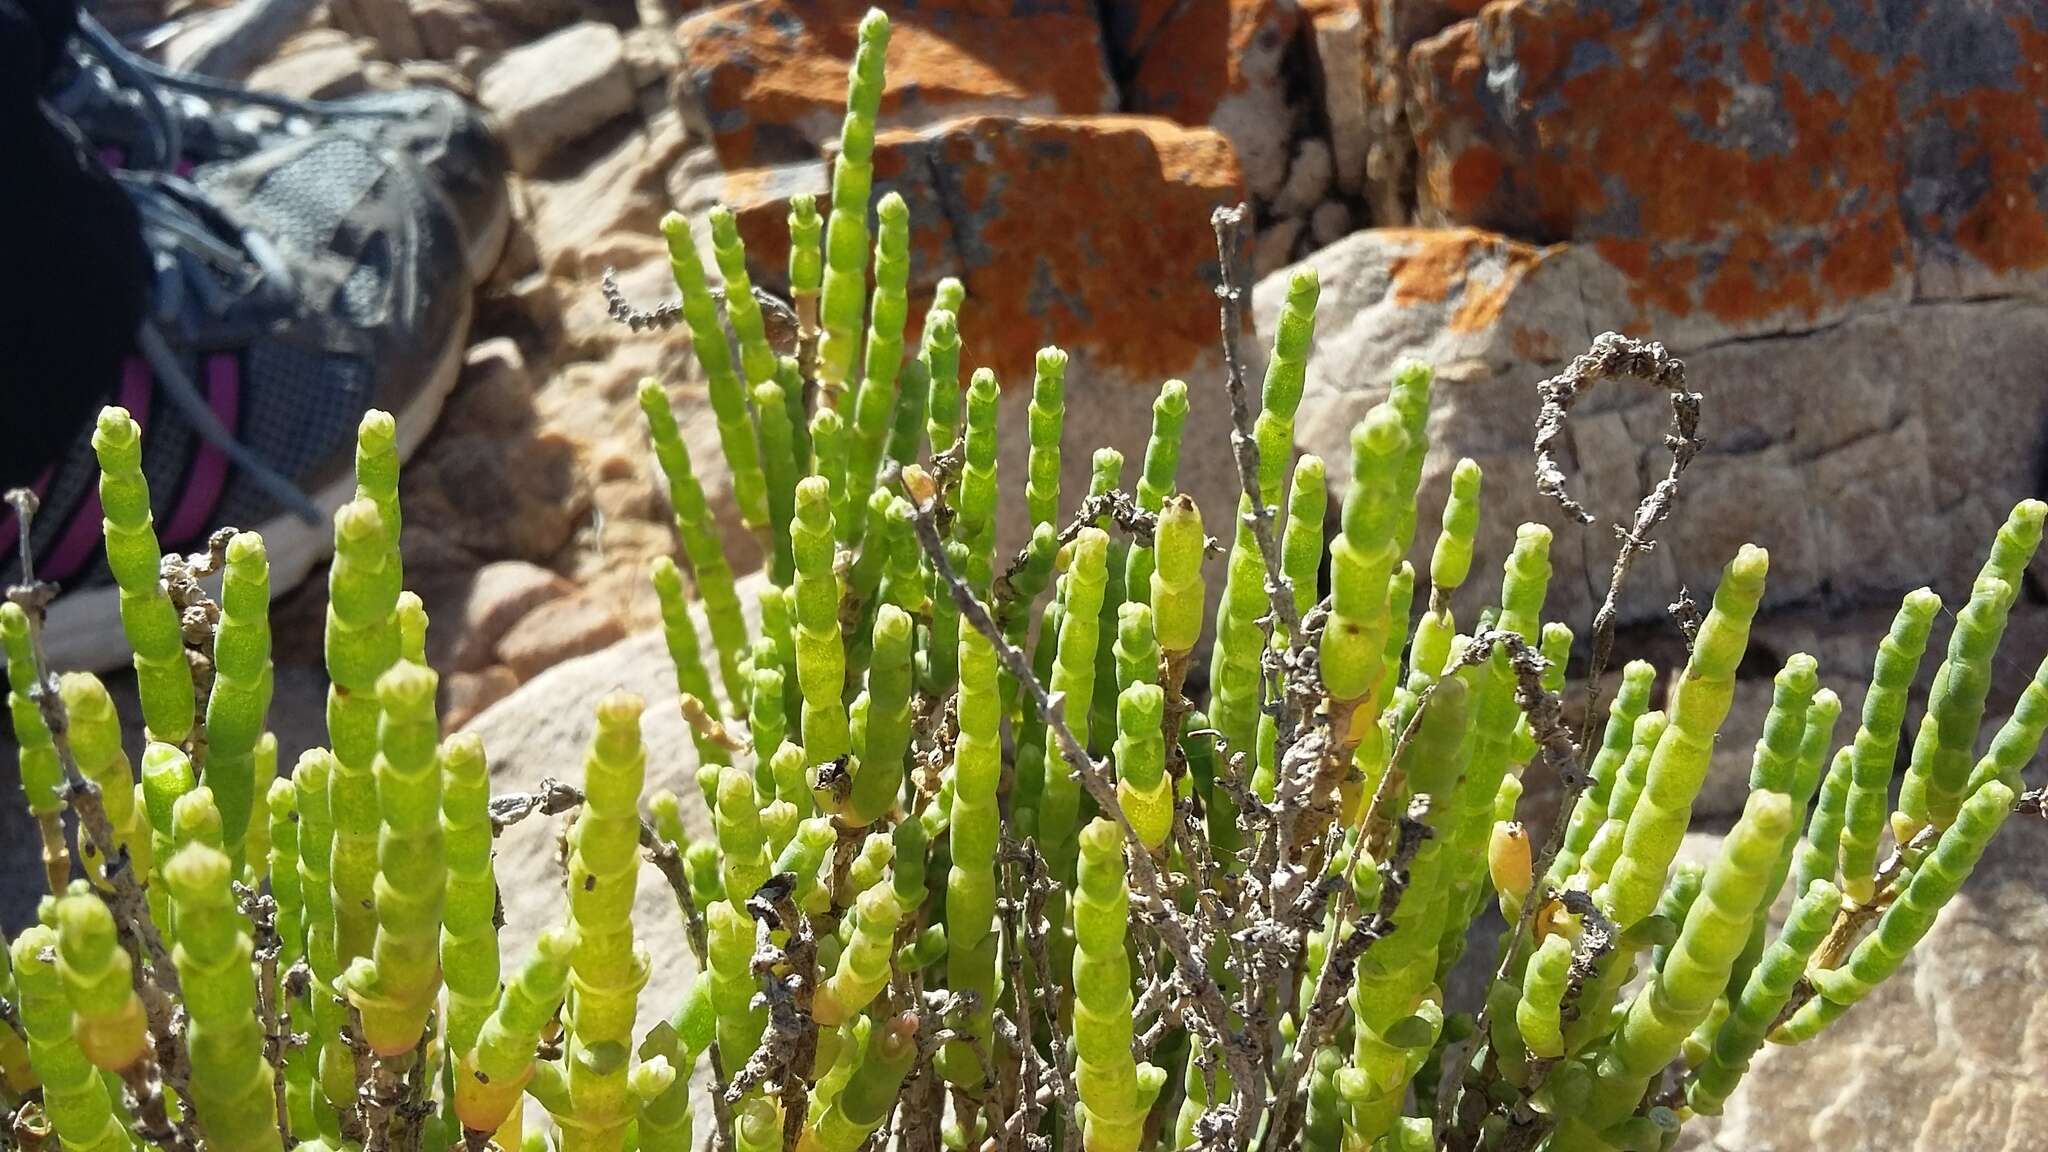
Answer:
34;287;479;678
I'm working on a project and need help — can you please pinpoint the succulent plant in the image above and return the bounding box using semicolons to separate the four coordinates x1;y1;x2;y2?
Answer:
4;10;2043;1152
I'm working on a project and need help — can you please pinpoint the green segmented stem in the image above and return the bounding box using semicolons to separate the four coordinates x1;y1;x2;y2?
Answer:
958;368;1000;591
755;378;801;584
750;666;789;794
1086;448;1129;740
293;749;349;1135
815;10;889;400
887;355;932;471
1597;545;1769;930
1798;778;2013;1031
1898;574;2017;836
708;206;778;389
165;843;283;1152
1963;648;2048;797
650;556;730;766
455;929;574;1133
1571;789;1794;1141
1041;527;1110;881
629;1056;691;1152
560;693;652;1152
1412;458;1481;680
1320;405;1409;732
640;378;749;710
3;603;68;894
1123;379;1190;597
395;590;427;667
325;494;400;965
1793;747;1854;897
10;925;136;1152
922;308;962;455
1385;361;1435;555
140;741;193;928
1516;932;1574;1059
941;622;999;1086
203;531;272;874
1027;347;1068;528
1550;660;1655;887
59;674;151;888
877;497;923;614
1578;708;1671;892
1726;685;1840;1001
775;812;836;915
89;406;192;744
1150;496;1206;659
920;539;967;695
793;476;850;766
440;732;498;1058
54;889;147;1073
659;214;769;534
1687;879;1842;1114
1439;526;1552;941
707;897;764;1081
1302;1047;1345;1152
841;192;912;544
1837;588;1941;901
265;777;303;972
847;604;912;824
1648;862;1706;978
790;193;822;300
1114;604;1172;849
712;765;772;904
800;1014;917;1152
172;785;224;854
1212;272;1318;762
348;662;445;1056
1073;819;1168;1151
1349;669;1472;1140
811;404;848;519
815;882;905;1027
845;831;894;896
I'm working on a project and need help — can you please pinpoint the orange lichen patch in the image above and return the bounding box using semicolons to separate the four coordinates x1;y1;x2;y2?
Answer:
861;116;1248;388
676;0;1115;168
1383;227;1542;332
1117;0;1298;123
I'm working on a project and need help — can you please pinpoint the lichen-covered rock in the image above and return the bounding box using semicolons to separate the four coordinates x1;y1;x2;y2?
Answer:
1407;0;2048;334
1106;0;1300;202
1257;226;2048;629
1713;812;2048;1152
686;114;1256;552
478;22;637;174
674;0;1116;169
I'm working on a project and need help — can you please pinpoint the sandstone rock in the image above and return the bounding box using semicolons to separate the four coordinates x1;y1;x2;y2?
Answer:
479;23;637;174
446;338;535;435
1713;810;2048;1152
410;0;506;60
1254;226;2048;630
330;0;423;60
495;591;631;680
400;430;586;562
453;560;575;671
674;0;1116;170
1300;0;1367;196
1109;0;1300;202
1255;216;1307;280
1310;199;1353;247
524;105;690;278
1348;0;1484;225
1276;138;1335;219
248;42;370;100
396;59;475;98
622;23;679;91
445;664;520;730
1406;2;2048;333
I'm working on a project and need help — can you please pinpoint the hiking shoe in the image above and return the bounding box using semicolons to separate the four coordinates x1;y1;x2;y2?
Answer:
3;16;509;676
57;15;511;281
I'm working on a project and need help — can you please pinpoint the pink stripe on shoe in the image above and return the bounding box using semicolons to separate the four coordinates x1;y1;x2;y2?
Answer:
162;352;240;544
43;359;154;581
